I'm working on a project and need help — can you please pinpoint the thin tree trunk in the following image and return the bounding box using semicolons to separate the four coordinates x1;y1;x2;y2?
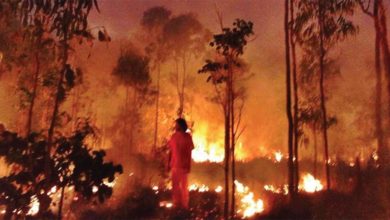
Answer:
285;0;295;198
374;0;386;167
124;86;129;156
57;185;65;220
224;59;232;219
27;52;40;135
153;63;161;151
230;61;236;218
27;51;40;172
181;53;186;118
46;36;68;176
224;108;230;220
318;0;331;190
313;126;318;178
175;58;182;117
130;86;137;153
378;0;390;166
290;0;299;194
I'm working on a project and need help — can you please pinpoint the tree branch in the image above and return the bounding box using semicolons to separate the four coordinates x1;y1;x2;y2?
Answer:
358;0;374;17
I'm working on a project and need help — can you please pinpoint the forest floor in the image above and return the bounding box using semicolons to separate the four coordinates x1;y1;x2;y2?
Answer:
76;169;390;220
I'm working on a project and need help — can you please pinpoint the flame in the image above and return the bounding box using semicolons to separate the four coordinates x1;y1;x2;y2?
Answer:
235;180;264;218
27;196;40;216
264;184;288;195
159;201;173;208
191;124;224;163
189;183;210;192
300;173;323;193
274;151;283;162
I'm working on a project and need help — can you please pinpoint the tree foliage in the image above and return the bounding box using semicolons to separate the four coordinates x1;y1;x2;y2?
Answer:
112;48;151;89
0;121;122;218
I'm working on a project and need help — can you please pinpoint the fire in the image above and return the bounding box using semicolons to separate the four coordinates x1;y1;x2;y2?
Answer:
264;184;288;195
191;142;224;163
190;125;224;163
274;151;283;162
159;201;173;208
27;196;39;216
235;180;264;218
300;173;323;193
189;183;210;192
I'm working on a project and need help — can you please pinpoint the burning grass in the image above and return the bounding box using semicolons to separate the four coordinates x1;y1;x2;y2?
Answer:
20;153;388;219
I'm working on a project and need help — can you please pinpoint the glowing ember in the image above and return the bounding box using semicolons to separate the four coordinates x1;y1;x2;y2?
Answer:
264;184;288;195
300;173;323;193
215;185;223;193
48;186;57;195
372;151;379;161
159;201;173;208
274;151;283;162
189;183;209;192
234;180;264;218
27;196;39;216
104;180;116;188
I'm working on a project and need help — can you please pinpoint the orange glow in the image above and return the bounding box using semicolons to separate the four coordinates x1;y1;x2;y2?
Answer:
27;196;39;216
274;151;283;162
235;180;264;218
191;125;224;162
300;173;323;193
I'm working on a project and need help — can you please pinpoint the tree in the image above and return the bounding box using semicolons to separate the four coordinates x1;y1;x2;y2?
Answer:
359;0;390;167
0;121;122;220
294;0;357;190
284;0;295;198
289;0;301;194
9;0;111;178
141;6;172;151
112;46;151;154
199;19;253;219
163;13;209;117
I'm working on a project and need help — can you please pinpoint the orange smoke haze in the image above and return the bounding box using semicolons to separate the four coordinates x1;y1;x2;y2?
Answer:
0;0;389;163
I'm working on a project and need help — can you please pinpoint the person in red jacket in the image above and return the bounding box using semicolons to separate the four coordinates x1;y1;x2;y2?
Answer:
168;118;194;209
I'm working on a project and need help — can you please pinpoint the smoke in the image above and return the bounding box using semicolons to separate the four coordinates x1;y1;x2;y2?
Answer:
0;1;389;182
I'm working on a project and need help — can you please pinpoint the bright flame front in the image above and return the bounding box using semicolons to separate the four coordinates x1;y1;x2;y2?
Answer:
300;173;323;193
235;180;264;218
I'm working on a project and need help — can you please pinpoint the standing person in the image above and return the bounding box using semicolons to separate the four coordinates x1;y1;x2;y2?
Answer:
168;118;194;209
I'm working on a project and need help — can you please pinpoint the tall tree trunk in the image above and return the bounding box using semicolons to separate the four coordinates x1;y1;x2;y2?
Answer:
224;107;230;220
46;35;68;176
374;0;386;167
285;0;295;197
318;0;331;190
175;58;183;117
313;126;318;178
290;0;299;194
224;57;232;219
27;51;40;135
181;53;186;118
130;86;137;153
124;86;129;157
28;51;40;172
378;0;390;167
57;185;65;220
230;62;236;218
153;63;161;151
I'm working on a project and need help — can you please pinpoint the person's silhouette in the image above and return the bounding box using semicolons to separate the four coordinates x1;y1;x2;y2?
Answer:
168;118;194;209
